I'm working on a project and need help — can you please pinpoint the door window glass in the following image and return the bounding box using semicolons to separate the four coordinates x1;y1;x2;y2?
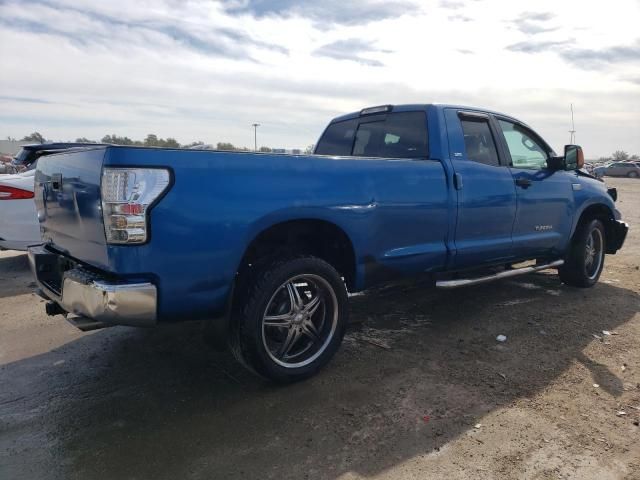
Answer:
498;120;548;169
459;117;500;166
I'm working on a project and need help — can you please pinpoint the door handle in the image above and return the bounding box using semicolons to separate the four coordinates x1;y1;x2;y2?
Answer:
454;172;463;190
515;178;532;188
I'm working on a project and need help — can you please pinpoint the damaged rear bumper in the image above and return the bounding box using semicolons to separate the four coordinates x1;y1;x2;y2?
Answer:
28;245;157;327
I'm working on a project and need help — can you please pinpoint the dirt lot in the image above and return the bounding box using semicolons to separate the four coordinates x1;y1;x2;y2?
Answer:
1;178;639;480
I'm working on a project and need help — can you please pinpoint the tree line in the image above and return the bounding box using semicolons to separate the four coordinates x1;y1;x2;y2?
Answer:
598;151;639;162
17;132;313;153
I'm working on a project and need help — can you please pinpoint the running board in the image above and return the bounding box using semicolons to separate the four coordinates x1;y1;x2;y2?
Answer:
435;260;564;289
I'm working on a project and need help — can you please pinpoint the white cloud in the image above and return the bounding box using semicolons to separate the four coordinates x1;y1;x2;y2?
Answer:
0;0;638;156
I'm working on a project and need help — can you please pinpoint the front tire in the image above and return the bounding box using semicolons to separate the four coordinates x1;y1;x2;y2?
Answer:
559;218;606;288
229;256;348;383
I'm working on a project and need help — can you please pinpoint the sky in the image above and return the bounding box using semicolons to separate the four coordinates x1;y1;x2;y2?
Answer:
0;0;639;156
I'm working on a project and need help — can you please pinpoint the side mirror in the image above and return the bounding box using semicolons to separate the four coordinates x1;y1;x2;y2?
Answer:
546;156;565;170
564;144;584;170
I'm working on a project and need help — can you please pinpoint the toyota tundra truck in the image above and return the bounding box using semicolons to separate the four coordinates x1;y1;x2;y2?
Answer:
28;104;628;382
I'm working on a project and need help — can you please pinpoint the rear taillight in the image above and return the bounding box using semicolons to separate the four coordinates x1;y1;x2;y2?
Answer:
101;168;170;244
0;185;34;200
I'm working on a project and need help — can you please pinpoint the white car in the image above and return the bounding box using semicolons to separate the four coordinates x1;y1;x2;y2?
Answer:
0;170;41;250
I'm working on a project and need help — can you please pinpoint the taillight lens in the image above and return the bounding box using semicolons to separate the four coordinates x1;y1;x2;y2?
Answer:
101;168;170;244
0;185;34;200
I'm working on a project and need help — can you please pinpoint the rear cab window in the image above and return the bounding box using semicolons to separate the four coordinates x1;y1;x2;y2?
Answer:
314;119;358;156
315;111;428;159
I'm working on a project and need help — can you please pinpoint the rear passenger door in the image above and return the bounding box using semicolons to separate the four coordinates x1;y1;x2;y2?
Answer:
444;109;518;268
494;118;574;259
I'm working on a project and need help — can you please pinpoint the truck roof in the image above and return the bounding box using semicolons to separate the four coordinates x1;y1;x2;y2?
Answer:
330;103;528;128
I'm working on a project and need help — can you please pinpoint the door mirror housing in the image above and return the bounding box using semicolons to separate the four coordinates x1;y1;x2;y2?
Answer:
564;144;584;170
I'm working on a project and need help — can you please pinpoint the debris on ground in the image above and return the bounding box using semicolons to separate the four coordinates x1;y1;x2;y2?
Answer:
361;337;391;350
496;335;507;342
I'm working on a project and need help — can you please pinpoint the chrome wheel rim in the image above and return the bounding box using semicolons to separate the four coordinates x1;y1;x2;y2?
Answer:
261;274;338;369
585;227;604;280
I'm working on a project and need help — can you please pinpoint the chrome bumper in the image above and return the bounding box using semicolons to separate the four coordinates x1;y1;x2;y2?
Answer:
28;245;157;327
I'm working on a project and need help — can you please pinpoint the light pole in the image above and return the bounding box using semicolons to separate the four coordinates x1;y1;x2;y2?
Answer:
568;103;576;145
252;123;260;151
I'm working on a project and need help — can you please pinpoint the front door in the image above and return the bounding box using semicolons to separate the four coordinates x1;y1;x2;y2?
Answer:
444;109;518;268
494;117;574;260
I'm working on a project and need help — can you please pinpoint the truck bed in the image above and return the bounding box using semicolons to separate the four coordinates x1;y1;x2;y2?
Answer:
34;146;449;321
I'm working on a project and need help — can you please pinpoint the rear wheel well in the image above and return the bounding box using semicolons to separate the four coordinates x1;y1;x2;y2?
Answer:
238;220;357;291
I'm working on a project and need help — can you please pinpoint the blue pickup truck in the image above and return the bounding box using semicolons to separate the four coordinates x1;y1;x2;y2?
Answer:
28;104;628;382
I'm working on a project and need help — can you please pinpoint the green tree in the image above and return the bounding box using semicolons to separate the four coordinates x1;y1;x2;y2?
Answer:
144;134;159;147
217;142;236;151
22;132;46;143
75;137;94;143
259;146;272;153
142;134;181;148
163;137;180;148
101;134;135;145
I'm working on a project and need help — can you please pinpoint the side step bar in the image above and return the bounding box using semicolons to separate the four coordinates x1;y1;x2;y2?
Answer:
436;260;564;289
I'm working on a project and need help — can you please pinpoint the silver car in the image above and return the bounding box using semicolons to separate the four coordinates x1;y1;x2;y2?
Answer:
594;162;640;178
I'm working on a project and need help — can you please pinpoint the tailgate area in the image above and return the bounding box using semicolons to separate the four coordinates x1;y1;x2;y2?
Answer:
34;147;110;269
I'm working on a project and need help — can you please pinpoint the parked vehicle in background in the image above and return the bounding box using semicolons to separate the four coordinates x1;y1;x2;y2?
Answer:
1;143;104;250
1;154;19;174
28;104;628;382
594;162;640;178
0;170;40;250
10;142;103;172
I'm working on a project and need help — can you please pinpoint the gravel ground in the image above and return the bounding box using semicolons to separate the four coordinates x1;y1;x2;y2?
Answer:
1;178;639;480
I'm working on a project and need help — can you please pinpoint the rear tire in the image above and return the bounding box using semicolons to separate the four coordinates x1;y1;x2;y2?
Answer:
628;170;639;178
559;218;606;288
228;256;348;383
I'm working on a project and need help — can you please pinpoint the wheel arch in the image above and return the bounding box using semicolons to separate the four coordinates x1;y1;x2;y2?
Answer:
237;218;358;291
572;202;618;254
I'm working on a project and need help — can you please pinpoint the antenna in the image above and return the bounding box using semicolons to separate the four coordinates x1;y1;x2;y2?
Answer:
568;103;576;144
